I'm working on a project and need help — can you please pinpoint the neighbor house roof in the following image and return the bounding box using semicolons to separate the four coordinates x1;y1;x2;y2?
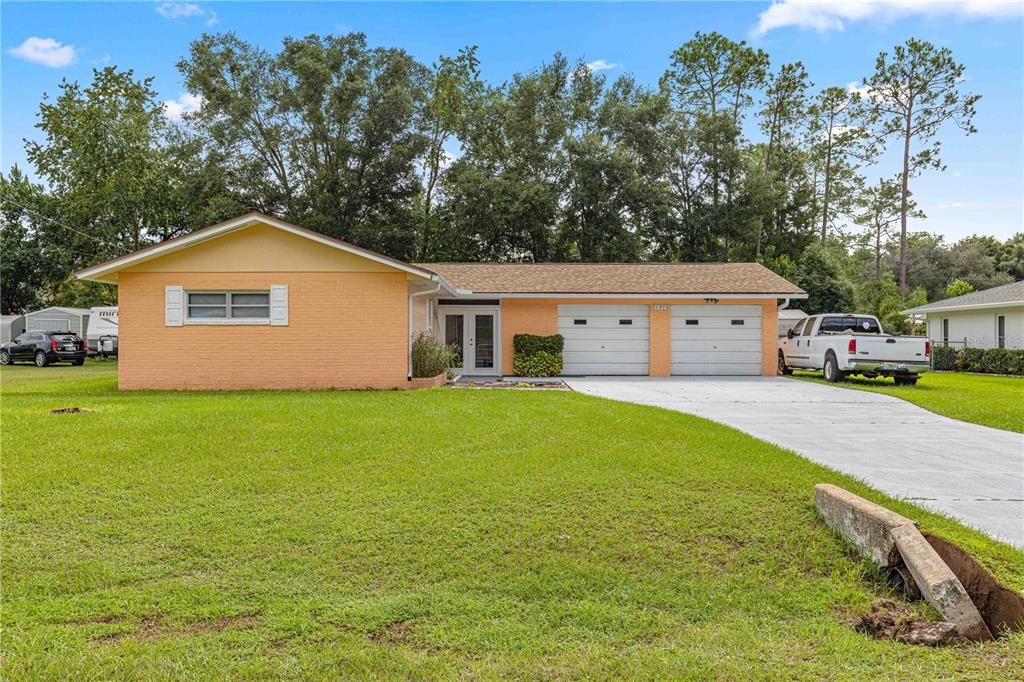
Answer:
416;262;805;296
75;212;439;284
26;306;92;316
902;279;1024;314
778;308;808;320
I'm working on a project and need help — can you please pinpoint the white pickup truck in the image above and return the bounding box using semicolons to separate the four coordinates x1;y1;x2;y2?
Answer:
778;313;930;384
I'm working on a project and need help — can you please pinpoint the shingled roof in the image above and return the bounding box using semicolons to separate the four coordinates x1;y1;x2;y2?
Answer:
416;262;805;296
903;279;1024;314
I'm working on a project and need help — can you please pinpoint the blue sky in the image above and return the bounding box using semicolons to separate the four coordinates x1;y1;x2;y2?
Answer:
2;1;1022;241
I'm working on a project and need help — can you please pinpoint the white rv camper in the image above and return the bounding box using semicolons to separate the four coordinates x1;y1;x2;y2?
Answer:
86;306;119;356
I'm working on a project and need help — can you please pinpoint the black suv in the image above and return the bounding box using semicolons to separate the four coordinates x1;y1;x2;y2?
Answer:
1;331;87;367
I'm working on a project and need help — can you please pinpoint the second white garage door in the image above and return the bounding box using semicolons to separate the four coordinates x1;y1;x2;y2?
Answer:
558;304;649;375
671;304;762;375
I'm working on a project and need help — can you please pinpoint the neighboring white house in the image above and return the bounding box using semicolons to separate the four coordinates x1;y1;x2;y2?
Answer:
903;280;1024;350
777;308;808;336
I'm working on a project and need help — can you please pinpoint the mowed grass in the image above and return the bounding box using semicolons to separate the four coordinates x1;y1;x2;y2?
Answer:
789;370;1024;433
3;362;1023;680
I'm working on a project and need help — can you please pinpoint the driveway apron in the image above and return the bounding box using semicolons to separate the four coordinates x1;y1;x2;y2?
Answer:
564;376;1024;548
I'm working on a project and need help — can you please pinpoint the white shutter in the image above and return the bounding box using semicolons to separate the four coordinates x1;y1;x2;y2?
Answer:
165;285;184;327
270;284;288;326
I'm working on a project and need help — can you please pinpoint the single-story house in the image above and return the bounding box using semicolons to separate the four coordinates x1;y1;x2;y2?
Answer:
903;280;1024;350
777;308;808;336
76;212;806;390
24;306;91;337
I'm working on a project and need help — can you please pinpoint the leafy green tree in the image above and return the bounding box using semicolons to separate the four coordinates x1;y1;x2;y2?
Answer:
853;177;923;279
179;32;430;259
863;39;980;295
25;67;177;262
793;243;854;314
419;46;483;257
945;278;975;298
807;86;873;241
0;167;61;312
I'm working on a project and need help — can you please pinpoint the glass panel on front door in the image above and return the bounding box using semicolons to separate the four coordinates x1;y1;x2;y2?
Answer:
474;314;494;369
445;314;464;367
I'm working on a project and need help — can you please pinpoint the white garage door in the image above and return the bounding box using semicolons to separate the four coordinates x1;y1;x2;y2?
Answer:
558;304;649;375
671;305;762;375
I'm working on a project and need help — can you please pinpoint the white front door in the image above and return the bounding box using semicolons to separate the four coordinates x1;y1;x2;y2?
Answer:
439;307;500;376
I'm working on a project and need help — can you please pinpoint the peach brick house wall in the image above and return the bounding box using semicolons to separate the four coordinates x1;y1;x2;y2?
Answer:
114;224;420;390
500;297;779;377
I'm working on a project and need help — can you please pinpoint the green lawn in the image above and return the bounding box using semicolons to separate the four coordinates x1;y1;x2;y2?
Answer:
3;362;1022;680
789;370;1024;433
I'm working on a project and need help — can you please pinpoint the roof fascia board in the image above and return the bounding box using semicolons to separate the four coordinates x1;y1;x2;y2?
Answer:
903;300;1024;315
76;214;437;281
447;292;807;299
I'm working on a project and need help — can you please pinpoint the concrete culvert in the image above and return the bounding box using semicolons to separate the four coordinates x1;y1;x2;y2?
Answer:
924;533;1024;638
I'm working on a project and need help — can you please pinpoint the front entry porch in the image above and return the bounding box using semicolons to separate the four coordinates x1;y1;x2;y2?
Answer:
437;304;501;377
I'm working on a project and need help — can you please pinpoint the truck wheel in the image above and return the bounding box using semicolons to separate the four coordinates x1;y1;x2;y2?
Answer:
35;351;49;367
778;351;792;376
894;376;918;386
0;350;11;365
823;352;842;383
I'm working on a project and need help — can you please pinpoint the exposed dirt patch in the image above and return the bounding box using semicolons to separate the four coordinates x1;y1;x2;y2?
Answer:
371;619;417;646
66;614;125;626
852;598;958;646
92;614;260;645
924;533;1024;637
50;407;91;414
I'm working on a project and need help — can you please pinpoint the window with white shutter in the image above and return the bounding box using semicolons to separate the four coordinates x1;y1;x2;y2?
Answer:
165;285;184;326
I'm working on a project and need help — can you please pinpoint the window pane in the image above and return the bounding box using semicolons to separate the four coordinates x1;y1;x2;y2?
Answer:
188;305;227;318
189;293;226;305
230;306;270;318
818;317;844;333
232;293;269;306
475;314;494;369
802;317;816;335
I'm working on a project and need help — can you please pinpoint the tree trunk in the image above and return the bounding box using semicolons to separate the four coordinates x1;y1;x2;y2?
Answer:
820;135;833;241
874;218;882;280
899;109;912;297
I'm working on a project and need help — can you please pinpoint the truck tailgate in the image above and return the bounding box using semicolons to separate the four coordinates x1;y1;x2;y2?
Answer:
854;336;927;363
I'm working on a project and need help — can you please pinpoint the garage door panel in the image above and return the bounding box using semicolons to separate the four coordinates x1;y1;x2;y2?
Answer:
560;328;650;340
671;317;761;329
558;304;649;375
673;351;762;364
564;338;652;352
674;339;764;352
670;304;764;376
563;362;650;375
671;328;762;341
671;305;761;317
558;316;647;329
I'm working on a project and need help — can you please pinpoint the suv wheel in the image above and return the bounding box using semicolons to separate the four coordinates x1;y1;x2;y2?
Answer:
823;352;842;383
778;350;792;376
0;350;11;365
35;350;49;367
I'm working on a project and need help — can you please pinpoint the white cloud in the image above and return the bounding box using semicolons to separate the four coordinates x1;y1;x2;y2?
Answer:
753;1;1022;36
585;59;620;73
7;36;78;67
91;53;112;66
155;2;218;26
163;92;204;120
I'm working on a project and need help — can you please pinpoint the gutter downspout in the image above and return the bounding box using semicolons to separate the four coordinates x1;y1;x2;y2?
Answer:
408;278;443;380
778;297;790;311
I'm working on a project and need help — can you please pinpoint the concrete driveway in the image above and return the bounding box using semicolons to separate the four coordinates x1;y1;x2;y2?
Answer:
564;376;1024;547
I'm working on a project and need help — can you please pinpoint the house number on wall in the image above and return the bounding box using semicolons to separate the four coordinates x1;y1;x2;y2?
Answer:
704;298;720;304
652;304;669;310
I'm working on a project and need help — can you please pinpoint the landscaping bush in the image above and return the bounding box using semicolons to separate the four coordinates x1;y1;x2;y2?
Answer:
512;333;564;377
947;346;1024;376
411;333;457;378
513;351;563;377
513;333;564;356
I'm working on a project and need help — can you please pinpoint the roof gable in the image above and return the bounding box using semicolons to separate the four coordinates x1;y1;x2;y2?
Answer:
76;212;437;283
904;279;1024;314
